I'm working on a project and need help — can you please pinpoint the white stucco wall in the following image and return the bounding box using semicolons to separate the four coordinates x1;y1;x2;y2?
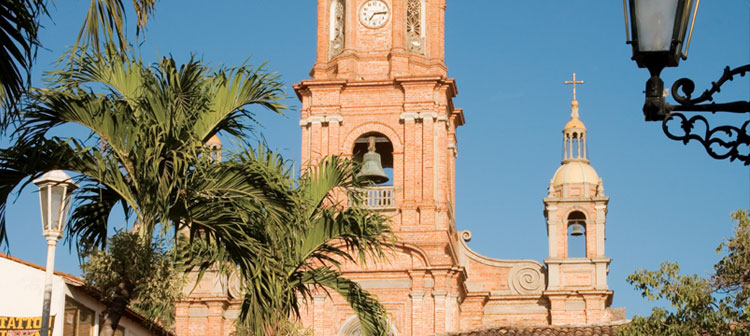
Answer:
0;256;68;336
0;256;165;336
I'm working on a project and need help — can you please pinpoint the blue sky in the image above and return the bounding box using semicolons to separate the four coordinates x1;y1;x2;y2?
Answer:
2;0;749;319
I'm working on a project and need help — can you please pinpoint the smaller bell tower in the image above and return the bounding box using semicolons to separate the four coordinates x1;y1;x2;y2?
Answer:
543;74;613;325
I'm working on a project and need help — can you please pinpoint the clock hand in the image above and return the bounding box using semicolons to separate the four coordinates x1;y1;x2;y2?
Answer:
369;11;387;21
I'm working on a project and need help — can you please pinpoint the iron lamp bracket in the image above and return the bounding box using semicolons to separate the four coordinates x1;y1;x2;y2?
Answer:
643;64;750;165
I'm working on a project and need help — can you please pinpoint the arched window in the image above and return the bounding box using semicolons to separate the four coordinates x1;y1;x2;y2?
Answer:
330;0;345;58
406;0;425;54
567;211;587;258
339;315;398;336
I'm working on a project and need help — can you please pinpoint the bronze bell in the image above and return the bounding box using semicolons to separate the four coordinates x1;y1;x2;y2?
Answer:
570;222;585;236
357;136;389;184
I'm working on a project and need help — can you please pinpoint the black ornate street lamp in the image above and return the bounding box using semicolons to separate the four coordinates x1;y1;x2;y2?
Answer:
623;0;750;165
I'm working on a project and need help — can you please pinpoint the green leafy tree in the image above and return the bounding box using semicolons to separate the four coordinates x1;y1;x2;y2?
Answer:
81;232;183;330
619;210;750;336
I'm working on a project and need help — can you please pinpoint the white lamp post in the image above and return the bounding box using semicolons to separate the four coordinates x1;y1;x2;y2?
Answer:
33;170;78;336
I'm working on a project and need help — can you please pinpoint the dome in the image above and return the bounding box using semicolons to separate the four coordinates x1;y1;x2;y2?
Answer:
206;134;221;147
564;118;586;130
552;160;599;187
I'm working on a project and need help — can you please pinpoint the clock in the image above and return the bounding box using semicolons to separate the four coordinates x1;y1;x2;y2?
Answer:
359;0;390;29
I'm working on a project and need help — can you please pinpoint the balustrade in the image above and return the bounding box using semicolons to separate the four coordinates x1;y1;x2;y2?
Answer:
351;186;395;210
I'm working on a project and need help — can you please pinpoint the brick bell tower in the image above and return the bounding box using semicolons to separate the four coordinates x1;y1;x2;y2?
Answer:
542;75;613;325
294;0;465;335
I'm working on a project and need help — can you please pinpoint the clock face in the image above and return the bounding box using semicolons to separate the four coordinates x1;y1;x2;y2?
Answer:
359;0;390;29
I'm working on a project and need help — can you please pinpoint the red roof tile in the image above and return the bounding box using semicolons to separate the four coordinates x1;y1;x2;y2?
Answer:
446;324;624;336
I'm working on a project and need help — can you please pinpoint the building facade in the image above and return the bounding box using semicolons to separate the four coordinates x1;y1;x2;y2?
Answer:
292;0;623;334
175;1;625;335
0;254;170;336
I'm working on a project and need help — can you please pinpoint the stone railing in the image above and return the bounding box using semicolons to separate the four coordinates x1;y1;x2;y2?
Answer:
351;186;396;210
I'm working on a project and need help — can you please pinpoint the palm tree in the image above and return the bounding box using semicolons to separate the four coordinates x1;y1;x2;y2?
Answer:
0;49;290;335
225;156;394;336
0;50;394;336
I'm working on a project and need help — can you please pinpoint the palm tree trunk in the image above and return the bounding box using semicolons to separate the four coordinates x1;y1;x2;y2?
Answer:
99;281;133;336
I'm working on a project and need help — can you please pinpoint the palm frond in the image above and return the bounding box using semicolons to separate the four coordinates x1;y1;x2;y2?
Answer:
193;62;287;142
18;88;138;157
293;156;393;266
131;0;156;33
0;0;47;127
66;182;124;251
0;137;81;247
58;48;146;104
298;156;360;214
74;0;126;57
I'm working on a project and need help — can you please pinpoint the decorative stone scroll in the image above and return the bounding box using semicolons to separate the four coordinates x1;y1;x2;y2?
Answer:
509;264;545;295
460;230;472;242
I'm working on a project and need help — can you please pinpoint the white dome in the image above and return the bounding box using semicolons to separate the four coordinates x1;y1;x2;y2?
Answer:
552;160;599;187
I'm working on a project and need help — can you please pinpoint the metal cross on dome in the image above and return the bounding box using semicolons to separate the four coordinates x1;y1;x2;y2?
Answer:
564;73;584;101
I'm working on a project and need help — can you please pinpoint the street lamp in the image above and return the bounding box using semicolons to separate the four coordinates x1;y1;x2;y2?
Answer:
623;0;750;164
33;170;78;336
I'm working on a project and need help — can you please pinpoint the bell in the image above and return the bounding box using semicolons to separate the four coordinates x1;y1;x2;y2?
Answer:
570;222;585;236
357;136;389;184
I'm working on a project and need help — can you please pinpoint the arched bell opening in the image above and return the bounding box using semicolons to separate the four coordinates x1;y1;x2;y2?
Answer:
567;211;587;258
353;132;394;186
564;129;587;161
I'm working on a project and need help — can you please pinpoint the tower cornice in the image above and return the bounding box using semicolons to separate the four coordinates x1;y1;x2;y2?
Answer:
543;196;610;203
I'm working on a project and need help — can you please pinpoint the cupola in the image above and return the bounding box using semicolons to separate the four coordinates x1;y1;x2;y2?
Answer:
549;74;604;198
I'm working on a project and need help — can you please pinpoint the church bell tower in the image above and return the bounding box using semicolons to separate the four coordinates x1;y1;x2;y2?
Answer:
542;74;613;325
295;0;465;334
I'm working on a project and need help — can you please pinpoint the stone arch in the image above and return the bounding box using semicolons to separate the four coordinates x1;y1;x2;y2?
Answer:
563;206;590;221
393;242;432;268
343;122;403;156
338;315;399;336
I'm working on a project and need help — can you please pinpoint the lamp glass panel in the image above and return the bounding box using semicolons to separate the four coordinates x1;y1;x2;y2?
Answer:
62;188;73;230
39;185;49;231
634;0;679;51
49;184;65;232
